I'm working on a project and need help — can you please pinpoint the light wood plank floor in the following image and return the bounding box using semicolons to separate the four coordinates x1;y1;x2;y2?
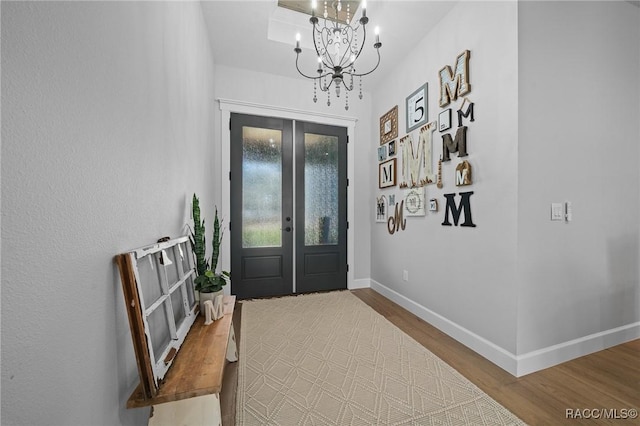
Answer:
221;288;639;425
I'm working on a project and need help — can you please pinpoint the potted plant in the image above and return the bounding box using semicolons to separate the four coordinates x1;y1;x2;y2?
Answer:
190;194;230;312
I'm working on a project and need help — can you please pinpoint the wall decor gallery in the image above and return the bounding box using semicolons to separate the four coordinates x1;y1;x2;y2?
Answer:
377;48;477;234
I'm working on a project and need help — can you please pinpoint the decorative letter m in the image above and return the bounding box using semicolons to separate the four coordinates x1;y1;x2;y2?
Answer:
442;192;476;227
439;50;471;107
442;126;468;162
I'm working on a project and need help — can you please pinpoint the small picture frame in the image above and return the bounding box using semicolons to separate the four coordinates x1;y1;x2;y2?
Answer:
439;109;452;132
377;145;388;162
404;188;426;217
380;105;398;145
376;195;387;223
429;198;438;212
388;140;396;156
378;158;397;188
406;83;428;133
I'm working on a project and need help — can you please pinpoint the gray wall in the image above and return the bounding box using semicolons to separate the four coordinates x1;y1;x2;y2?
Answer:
1;2;216;425
370;0;639;373
517;1;640;354
370;1;520;354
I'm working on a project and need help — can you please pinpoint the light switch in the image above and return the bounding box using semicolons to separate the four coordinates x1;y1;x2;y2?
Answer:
565;201;572;222
551;203;564;221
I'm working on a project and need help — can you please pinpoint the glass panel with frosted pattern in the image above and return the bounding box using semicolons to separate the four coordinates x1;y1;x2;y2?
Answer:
147;303;171;363
137;253;163;305
242;126;283;248
170;288;186;330
163;248;179;286
305;133;339;246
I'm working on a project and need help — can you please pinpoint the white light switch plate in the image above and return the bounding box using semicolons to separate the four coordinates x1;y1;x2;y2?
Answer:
551;203;564;221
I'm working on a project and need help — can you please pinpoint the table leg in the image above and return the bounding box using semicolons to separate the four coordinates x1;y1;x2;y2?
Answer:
148;394;222;426
226;321;238;362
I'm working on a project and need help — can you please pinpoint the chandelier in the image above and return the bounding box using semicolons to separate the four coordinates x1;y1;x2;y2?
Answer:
294;0;382;110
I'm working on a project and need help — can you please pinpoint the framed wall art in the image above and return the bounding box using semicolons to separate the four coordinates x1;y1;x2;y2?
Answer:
377;145;387;162
439;109;452;132
379;105;398;145
406;83;428;133
376;195;387;222
378;158;397;188
388;140;396;156
388;194;396;206
404;187;426;217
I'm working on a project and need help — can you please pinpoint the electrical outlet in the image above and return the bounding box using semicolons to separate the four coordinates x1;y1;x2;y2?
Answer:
402;270;409;282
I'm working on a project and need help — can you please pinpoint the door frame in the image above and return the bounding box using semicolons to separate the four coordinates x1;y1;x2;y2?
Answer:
218;98;357;291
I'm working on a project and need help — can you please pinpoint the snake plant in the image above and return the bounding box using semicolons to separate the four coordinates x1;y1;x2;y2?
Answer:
190;194;229;293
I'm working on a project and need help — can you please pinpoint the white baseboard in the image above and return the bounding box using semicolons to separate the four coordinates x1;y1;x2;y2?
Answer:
369;279;640;377
370;279;518;375
349;278;371;290
515;321;640;376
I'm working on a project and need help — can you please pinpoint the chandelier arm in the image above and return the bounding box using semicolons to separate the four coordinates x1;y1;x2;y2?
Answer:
295;53;332;80
318;77;333;92
314;27;336;69
344;46;381;78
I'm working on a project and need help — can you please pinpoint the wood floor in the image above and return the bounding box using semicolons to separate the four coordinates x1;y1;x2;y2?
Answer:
221;288;639;425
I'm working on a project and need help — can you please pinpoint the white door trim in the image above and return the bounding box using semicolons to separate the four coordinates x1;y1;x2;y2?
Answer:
218;98;357;291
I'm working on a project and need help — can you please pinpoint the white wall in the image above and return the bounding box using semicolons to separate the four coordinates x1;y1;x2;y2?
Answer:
212;64;373;283
1;2;216;425
517;0;639;357
370;0;519;362
371;0;639;376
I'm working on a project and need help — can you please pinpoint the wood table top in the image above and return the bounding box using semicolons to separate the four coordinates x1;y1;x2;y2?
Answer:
127;295;236;408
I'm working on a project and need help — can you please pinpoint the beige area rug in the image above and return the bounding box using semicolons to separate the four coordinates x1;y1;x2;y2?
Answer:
236;291;526;425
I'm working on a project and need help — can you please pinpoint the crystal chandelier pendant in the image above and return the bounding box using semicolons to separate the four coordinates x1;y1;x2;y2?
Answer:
313;79;318;103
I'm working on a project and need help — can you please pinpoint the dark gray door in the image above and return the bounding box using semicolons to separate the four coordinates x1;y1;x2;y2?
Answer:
230;114;347;299
295;121;348;294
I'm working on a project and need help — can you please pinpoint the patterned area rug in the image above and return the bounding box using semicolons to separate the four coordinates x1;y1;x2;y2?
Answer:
236;291;526;425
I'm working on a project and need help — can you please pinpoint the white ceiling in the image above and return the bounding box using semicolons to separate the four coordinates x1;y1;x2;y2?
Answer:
200;0;458;88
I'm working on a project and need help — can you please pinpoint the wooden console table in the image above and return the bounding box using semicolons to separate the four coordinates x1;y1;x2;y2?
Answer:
127;295;237;426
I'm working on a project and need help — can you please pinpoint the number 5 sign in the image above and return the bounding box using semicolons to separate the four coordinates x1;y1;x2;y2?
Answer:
406;83;428;133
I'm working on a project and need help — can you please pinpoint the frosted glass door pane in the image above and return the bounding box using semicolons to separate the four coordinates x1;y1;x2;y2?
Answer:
242;127;283;248
305;133;339;246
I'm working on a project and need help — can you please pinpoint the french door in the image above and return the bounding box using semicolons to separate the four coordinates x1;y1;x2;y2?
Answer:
230;113;347;299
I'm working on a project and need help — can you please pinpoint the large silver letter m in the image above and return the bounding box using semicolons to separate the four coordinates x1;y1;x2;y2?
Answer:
439;50;471;107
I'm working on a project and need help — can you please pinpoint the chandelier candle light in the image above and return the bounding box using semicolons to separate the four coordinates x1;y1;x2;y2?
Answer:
294;0;382;110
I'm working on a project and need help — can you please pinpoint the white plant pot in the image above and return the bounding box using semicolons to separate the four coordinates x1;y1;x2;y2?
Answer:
199;289;223;314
